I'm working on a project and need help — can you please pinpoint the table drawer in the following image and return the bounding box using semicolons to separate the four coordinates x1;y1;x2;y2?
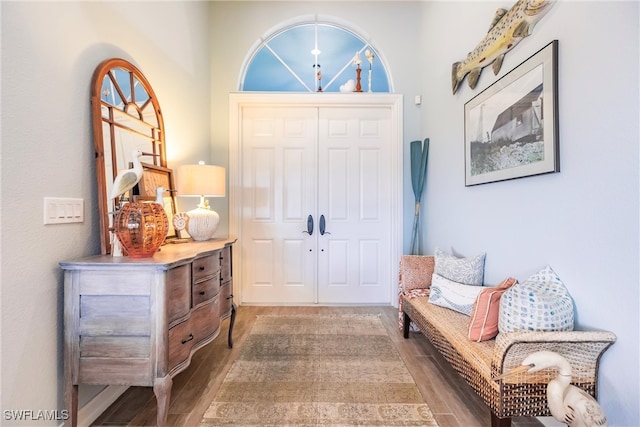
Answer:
193;297;221;342
193;276;220;306
168;318;194;372
220;281;233;318
167;264;190;324
192;254;220;282
220;246;232;283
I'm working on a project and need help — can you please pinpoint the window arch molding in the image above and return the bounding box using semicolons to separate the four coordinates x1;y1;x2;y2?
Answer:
238;14;394;93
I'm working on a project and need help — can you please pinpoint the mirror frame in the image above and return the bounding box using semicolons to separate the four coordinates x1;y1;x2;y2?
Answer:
91;58;167;255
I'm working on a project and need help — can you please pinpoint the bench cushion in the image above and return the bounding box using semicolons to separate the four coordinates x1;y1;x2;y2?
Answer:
499;265;574;333
399;255;434;292
404;296;495;383
435;248;485;286
468;277;518;342
428;273;484;315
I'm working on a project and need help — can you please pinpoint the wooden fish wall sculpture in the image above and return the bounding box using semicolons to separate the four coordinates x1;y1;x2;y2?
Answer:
452;0;555;94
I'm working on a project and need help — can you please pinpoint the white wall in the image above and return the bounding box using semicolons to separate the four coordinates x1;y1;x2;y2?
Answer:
419;1;639;425
0;1;212;422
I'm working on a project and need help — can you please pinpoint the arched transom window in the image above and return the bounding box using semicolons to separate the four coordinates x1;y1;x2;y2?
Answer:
241;16;391;93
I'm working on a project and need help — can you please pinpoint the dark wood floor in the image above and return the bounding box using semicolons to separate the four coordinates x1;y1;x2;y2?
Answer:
92;306;543;426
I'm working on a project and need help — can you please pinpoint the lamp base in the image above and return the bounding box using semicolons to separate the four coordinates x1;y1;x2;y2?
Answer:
186;207;220;241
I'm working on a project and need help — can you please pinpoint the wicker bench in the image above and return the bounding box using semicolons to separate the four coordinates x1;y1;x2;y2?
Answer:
398;255;616;427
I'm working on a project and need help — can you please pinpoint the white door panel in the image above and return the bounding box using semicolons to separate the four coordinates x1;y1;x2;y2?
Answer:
241;107;317;303
317;107;392;304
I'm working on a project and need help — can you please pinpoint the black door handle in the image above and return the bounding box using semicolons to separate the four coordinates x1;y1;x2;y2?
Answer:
319;215;331;235
302;214;313;235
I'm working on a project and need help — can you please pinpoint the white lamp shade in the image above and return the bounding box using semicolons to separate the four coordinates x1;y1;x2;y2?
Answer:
177;164;226;197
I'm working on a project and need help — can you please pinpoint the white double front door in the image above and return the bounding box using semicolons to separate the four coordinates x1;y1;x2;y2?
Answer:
230;94;402;304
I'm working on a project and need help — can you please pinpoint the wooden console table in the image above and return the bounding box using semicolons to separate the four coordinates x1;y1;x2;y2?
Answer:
60;238;236;426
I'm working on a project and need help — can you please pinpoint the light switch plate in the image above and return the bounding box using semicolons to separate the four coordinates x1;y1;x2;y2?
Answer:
44;197;84;224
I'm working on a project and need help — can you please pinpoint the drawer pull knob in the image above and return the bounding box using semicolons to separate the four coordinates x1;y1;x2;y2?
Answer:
199;291;205;295
182;334;194;344
199;266;205;271
227;294;234;300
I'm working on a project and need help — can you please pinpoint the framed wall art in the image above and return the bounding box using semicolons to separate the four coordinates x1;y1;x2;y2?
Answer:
464;40;559;186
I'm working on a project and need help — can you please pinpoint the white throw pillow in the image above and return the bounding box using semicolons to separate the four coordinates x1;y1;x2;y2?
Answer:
434;248;485;286
428;273;484;316
499;265;575;333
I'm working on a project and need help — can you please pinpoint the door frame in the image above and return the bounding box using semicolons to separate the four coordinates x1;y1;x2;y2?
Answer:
229;92;403;305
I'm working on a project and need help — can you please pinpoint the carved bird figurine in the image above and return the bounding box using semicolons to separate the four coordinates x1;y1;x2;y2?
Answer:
495;351;608;427
110;149;153;201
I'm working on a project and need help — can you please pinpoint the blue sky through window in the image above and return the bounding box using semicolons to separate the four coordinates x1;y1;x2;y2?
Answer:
243;23;389;92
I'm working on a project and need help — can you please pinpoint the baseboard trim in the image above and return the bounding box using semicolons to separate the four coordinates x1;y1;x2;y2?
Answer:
77;385;128;427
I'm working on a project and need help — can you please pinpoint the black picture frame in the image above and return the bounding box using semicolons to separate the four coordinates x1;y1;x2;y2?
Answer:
464;40;559;186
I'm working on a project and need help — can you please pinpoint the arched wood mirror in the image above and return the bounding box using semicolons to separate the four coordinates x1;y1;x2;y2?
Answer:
91;58;172;255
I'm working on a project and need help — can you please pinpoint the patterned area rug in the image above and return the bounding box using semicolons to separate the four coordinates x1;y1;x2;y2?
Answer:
200;314;439;426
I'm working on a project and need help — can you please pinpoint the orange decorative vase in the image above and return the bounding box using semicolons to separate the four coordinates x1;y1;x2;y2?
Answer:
114;202;168;257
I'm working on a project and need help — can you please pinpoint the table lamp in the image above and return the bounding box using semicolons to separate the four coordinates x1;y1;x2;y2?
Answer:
176;162;226;241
